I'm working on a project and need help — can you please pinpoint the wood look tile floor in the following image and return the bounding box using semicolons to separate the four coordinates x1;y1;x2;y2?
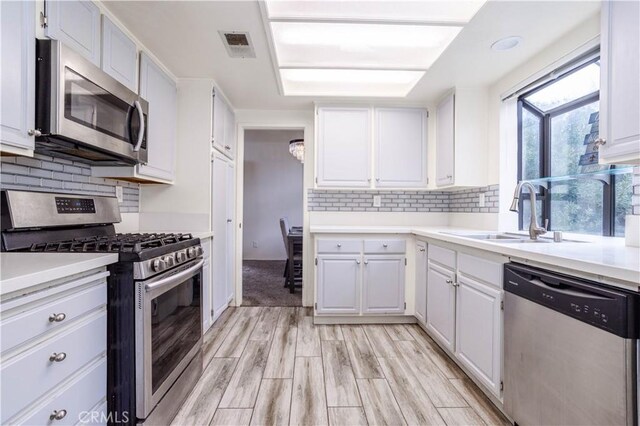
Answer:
171;307;510;426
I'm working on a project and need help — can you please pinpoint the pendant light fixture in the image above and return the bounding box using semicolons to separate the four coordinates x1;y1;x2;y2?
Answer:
289;138;304;163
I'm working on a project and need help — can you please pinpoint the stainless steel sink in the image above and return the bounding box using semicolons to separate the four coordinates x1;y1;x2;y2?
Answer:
440;231;585;243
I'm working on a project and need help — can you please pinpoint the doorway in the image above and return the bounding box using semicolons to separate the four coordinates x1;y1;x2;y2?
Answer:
241;129;304;306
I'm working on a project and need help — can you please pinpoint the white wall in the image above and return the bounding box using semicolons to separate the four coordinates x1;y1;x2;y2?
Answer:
243;129;304;260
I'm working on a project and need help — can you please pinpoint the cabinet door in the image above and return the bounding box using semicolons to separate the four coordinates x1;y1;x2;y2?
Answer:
1;0;35;152
138;53;177;181
225;162;235;303
212;152;229;320
46;0;101;66
455;274;502;396
426;262;456;351
375;108;428;187
202;257;212;332
317;255;361;314
436;93;455;186
212;89;226;153
317;107;371;187
101;15;137;92
223;105;236;159
599;0;640;164
415;241;427;324
363;255;405;314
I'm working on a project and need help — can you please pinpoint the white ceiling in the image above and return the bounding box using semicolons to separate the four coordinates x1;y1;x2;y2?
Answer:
103;1;600;110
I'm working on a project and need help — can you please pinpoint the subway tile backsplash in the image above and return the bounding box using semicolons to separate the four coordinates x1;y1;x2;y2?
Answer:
0;154;140;213
308;185;500;213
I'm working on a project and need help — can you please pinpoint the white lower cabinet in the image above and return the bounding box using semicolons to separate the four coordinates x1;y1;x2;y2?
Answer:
426;262;456;351
415;241;427;325
363;255;405;314
317;255;361;314
455;273;503;396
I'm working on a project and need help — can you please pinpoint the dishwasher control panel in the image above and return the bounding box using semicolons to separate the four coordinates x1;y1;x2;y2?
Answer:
504;263;639;338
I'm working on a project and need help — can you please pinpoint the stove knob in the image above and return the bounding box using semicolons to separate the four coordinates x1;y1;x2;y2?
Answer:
176;252;186;263
164;255;175;267
195;246;203;257
187;248;196;259
152;259;166;272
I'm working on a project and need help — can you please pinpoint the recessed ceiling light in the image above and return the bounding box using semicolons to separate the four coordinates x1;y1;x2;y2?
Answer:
264;0;487;24
491;36;523;51
271;22;462;69
280;69;425;97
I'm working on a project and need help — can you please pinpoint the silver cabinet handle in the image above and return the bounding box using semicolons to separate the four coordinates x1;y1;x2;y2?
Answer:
375;178;380;182
446;174;452;179
28;129;42;137
446;279;453;284
367;178;371;182
364;260;369;265
50;410;67;421
133;100;145;152
453;282;459;287
594;137;607;149
383;243;388;248
419;248;426;252
225;145;231;150
49;352;67;362
49;313;66;322
227;219;232;223
337;243;341;248
356;260;361;264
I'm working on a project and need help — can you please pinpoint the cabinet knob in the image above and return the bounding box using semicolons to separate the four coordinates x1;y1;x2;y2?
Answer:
49;352;67;363
594;138;607;149
356;260;361;264
225;145;231;150
50;410;67;421
419;248;426;252
375;178;380;182
28;129;42;137
446;279;453;284
364;260;369;265
383;243;388;248
48;313;66;323
337;243;341;248
446;174;452;179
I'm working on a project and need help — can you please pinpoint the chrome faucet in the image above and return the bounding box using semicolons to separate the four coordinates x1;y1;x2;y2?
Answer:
509;181;548;240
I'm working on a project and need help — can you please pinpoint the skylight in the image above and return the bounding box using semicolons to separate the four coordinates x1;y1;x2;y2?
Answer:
262;0;487;97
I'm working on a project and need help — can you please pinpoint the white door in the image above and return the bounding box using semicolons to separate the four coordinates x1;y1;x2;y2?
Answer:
101;15;137;92
362;255;405;314
375;108;428;188
138;53;177;181
316;255;361;314
599;0;640;164
212;152;229;321
1;0;35;152
212;89;226;154
46;0;101;66
426;262;456;351
317;107;371;187
415;241;427;325
225;162;235;303
436;93;455;186
455;274;502;396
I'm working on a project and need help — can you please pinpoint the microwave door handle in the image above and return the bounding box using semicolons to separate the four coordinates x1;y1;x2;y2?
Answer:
133;100;145;152
144;259;204;292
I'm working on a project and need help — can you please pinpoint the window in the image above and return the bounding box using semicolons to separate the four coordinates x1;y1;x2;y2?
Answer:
517;59;632;236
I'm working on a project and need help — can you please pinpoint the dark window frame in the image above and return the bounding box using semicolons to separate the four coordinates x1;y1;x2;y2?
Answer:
516;57;619;236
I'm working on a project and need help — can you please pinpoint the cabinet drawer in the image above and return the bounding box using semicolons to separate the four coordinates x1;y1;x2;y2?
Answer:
1;282;106;354
363;239;406;254
14;357;106;426
1;310;106;423
458;253;502;288
317;239;361;254
428;244;456;269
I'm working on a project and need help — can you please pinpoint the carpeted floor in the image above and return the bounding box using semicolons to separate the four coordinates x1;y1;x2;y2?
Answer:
242;260;302;307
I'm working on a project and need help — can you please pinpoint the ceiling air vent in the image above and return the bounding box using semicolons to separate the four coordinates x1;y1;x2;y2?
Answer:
219;31;256;58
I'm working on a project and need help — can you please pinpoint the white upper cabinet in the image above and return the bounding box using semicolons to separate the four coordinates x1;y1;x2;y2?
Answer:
101;15;137;92
436;94;455;186
45;0;101;66
212;89;235;159
599;0;640;165
375;108;428;187
224;104;236;159
415;241;428;325
1;0;35;154
317;107;372;187
137;53;177;181
435;88;488;188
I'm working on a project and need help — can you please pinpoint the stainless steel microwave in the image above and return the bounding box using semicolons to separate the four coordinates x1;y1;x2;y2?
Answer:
35;39;148;166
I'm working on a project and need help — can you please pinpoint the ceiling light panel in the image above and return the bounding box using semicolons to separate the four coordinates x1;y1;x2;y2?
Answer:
264;0;487;24
280;69;425;97
271;22;461;69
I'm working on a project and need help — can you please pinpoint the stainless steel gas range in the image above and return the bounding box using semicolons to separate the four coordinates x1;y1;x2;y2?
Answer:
0;190;203;425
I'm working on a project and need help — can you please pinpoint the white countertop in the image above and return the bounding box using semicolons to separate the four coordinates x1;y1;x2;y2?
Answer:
310;225;640;289
1;253;119;297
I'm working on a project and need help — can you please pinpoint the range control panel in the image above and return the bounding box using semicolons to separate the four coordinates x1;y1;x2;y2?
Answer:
55;197;96;214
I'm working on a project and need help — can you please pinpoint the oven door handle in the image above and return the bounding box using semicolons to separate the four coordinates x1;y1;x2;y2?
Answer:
133;100;145;152
144;259;203;292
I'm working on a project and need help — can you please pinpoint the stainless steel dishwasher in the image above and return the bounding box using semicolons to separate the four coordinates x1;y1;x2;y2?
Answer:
504;263;639;426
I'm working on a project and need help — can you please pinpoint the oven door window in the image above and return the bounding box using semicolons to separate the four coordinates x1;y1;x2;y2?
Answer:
64;67;139;145
150;273;201;393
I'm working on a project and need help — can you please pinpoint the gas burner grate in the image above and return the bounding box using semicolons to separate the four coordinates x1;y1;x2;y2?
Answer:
28;233;194;253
